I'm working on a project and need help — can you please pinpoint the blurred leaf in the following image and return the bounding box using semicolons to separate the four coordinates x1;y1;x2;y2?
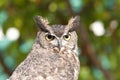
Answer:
0;73;8;80
70;0;83;13
0;10;8;26
103;0;115;10
0;38;12;51
80;66;91;79
109;54;117;69
100;55;111;70
0;0;6;7
92;68;105;80
19;39;34;54
4;56;15;71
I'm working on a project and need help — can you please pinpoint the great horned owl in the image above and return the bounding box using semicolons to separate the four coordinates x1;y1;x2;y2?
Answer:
8;16;80;80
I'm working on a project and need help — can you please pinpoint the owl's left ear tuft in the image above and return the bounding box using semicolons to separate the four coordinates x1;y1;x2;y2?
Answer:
34;16;50;32
67;16;80;32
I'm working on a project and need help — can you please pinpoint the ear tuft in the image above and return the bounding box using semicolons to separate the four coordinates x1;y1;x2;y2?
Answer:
67;16;80;32
34;16;49;25
34;16;49;32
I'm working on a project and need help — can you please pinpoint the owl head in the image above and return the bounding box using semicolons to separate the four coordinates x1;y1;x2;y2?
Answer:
34;16;80;52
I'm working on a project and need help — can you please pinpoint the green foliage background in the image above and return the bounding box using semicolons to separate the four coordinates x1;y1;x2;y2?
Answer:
0;0;120;80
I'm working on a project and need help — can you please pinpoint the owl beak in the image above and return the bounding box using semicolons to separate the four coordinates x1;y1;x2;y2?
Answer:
57;41;62;51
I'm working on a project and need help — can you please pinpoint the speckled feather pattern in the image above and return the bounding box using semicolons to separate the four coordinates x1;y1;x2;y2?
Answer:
8;16;80;80
8;42;80;80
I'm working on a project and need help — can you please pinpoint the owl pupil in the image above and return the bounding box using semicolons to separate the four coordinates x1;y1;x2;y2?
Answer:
65;35;68;38
46;34;55;40
48;35;53;39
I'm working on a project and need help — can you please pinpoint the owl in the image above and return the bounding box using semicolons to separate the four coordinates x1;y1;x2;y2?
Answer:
8;16;80;80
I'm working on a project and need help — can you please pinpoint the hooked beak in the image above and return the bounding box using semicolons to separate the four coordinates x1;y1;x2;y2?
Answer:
57;41;62;51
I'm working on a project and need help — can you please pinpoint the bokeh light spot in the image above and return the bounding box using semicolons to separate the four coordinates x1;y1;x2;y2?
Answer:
49;2;57;12
90;21;105;36
6;27;20;41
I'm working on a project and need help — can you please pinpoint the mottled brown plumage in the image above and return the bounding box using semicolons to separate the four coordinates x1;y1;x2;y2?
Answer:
8;16;80;80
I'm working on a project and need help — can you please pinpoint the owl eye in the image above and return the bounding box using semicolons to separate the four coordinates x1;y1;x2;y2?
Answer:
45;34;55;41
63;34;71;41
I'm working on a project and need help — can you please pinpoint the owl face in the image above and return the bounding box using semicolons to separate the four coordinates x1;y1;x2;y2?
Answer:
35;16;80;52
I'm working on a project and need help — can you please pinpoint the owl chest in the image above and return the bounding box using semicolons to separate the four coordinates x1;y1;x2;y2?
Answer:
14;50;80;80
30;51;80;80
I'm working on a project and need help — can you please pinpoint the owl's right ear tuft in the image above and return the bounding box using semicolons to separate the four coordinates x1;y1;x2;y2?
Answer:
34;16;50;32
67;16;80;32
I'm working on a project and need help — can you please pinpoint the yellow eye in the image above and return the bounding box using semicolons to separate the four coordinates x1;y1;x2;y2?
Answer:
63;34;71;41
45;34;55;41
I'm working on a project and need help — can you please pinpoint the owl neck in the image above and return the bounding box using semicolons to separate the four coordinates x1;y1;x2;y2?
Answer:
31;38;44;50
